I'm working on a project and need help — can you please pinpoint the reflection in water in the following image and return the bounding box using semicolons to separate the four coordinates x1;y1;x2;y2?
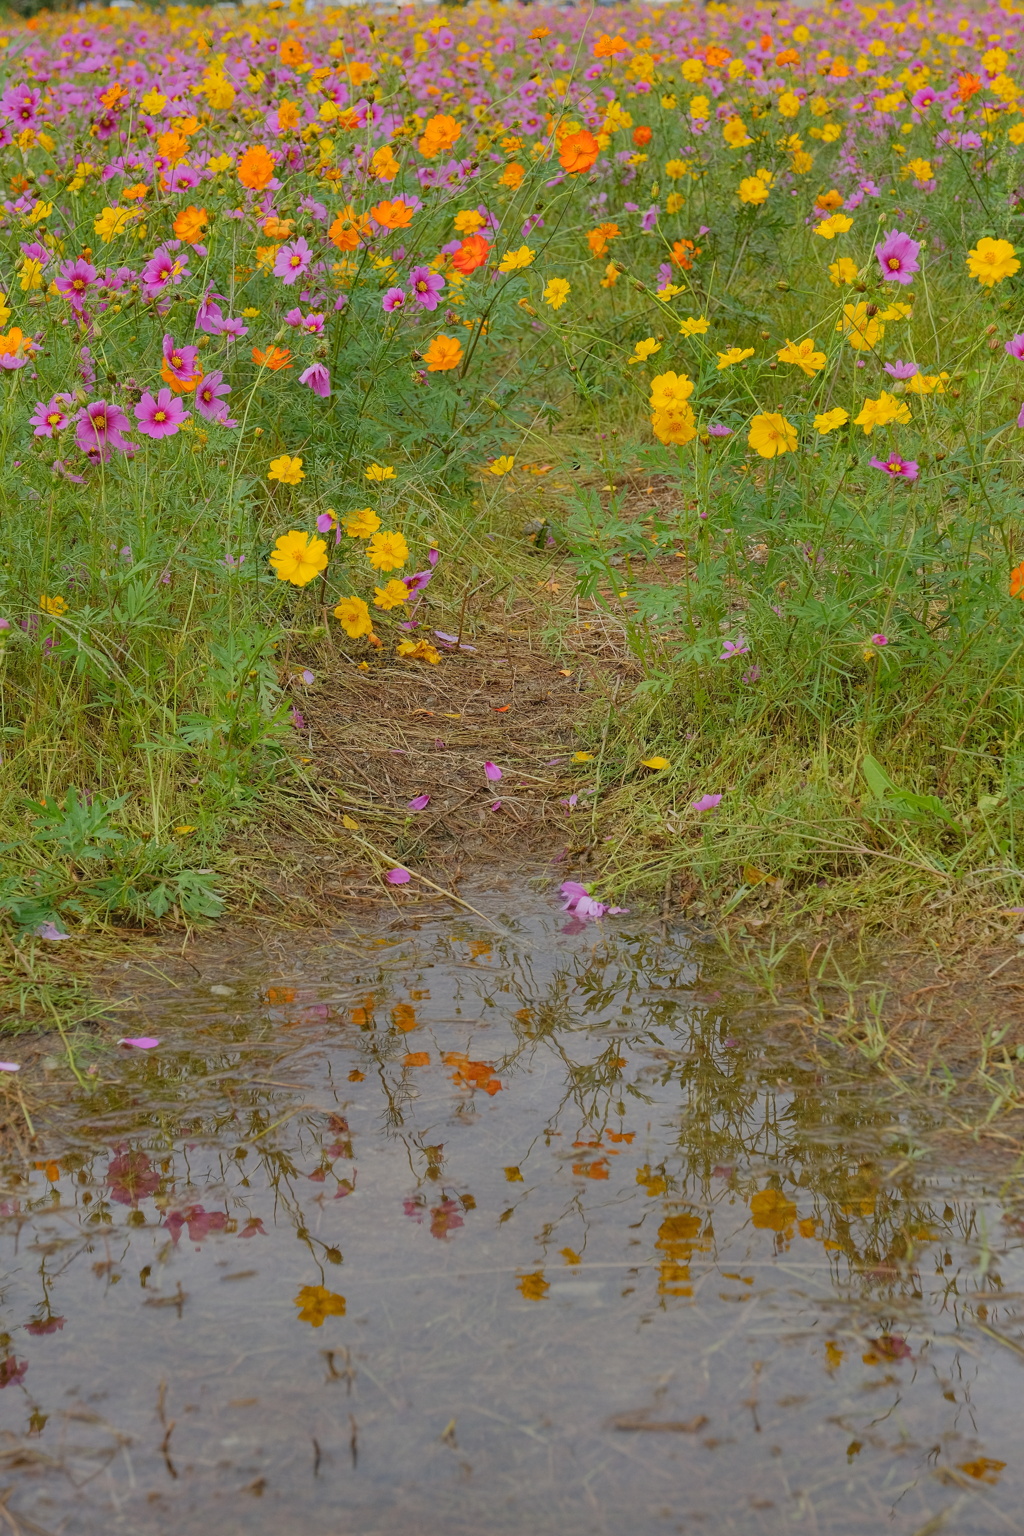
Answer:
0;893;1022;1535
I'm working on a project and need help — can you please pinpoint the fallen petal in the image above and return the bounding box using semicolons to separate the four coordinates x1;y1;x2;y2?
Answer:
119;1037;160;1050
386;868;412;885
407;794;431;811
484;761;503;782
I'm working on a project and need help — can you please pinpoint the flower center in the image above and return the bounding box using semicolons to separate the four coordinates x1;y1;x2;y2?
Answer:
887;257;901;269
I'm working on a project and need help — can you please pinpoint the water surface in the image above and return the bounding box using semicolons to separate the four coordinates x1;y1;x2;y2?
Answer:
1;890;1022;1535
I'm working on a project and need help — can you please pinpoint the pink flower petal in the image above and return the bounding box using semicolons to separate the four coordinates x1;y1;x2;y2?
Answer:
407;794;430;811
118;1037;160;1049
692;793;723;813
386;868;412;885
0;1062;20;1072
483;761;502;782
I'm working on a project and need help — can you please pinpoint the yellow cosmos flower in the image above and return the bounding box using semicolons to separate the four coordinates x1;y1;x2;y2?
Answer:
39;594;68;616
814;213;853;239
650;402;696;445
716;346;754;369
93;206;140;242
294;1285;346;1326
738;174;771;205
543;277;570;309
722;115;752;146
678;315;710;337
777;337;826;375
366;530;409;572
343;507;381;538
365;463;396;482
649;370;695;409
334;595;374;637
748;413;798;458
837;302;884;350
854;392;911;434
488;455;515;475
498;245;535;273
966;236;1019;287
628;337;661;365
813;407;849;434
828;257;858;285
269;531;328;587
396;637;441;664
373;579;410;611
268;454;304;485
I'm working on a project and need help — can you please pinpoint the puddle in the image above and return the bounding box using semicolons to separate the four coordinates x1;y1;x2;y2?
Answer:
1;890;1023;1535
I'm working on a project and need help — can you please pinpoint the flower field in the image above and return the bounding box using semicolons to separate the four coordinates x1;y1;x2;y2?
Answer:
2;0;1024;938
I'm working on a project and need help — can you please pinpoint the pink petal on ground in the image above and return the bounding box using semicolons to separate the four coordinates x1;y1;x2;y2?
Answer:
484;761;502;782
0;1063;20;1072
691;794;723;813
386;868;412;885
119;1037;160;1049
407;794;430;810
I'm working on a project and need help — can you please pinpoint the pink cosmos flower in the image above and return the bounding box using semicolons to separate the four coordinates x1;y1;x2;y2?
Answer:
285;307;325;333
870;454;919;480
141;245;188;299
382;287;406;312
870;633;889;646
1005;334;1024;359
409;264;445;311
195;291;226;334
135;388;189;439
54;256;97;311
884;359;919;379
874;230;920;285
194;370;233;421
161;332;200;384
2;83;39;127
719;637;749;660
911;86;938;110
274;236;313;286
299;362;331;397
316;510;341;545
75;400;134;458
29;394;74;437
692;793;722;813
1018;402;1024;429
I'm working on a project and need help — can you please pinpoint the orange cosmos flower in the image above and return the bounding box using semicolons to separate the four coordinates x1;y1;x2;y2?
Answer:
632;125;653;147
450;233;490;275
172;205;208;245
670;238;701;269
423;335;463;373
157;129;189;166
237;145;275;191
160;362;200;393
558;130;600;175
593;33;628;58
957;72;982;101
417;113;461;158
278;36;304;67
262;214;294;239
328;204;371;251
370;197;415;231
1011;561;1024;599
252;345;292;371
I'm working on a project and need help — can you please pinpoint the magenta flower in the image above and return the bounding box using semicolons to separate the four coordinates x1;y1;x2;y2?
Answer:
316;510;341;545
141;245;188;298
409;264;445;311
1005;334;1024;359
404;548;439;598
884;359;919;379
285;307;325;333
707;423;733;436
195;291;226;334
870;454;919;480
274;237;313;286
135;388;189;439
382;287;406;312
194;370;232;420
1018;402;1024;429
161;332;200;385
870;633;889;646
911;86;938;110
2;83;39;127
29;393;74;437
54;256;97;310
299;362;331;397
75;400;134;458
692;793;722;813
719;637;749;660
874;230;920;285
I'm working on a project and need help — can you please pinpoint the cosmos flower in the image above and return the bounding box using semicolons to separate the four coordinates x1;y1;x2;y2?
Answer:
135;388;189;438
874;230;920;284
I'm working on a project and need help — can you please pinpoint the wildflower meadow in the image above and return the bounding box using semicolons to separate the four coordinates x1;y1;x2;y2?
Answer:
1;0;1024;937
